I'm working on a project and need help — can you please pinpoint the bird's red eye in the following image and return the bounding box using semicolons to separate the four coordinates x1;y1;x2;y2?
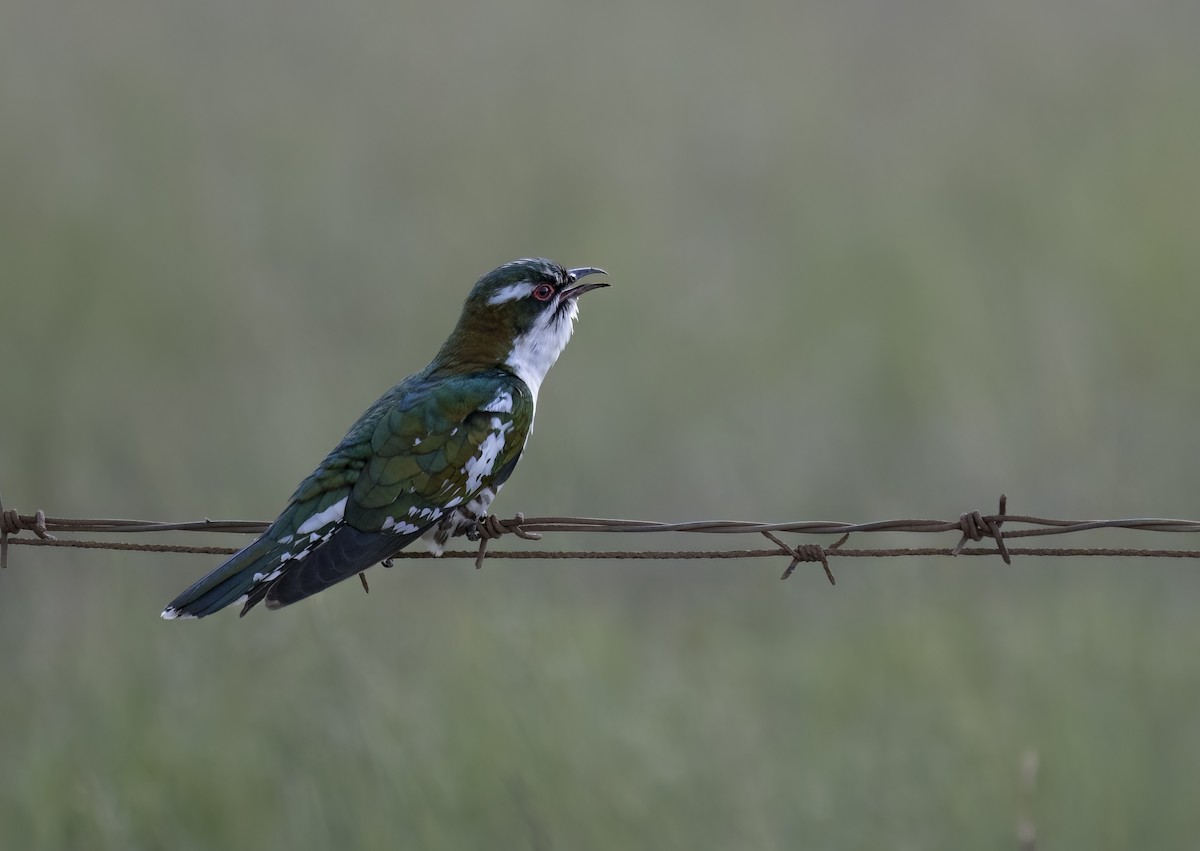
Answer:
532;283;555;301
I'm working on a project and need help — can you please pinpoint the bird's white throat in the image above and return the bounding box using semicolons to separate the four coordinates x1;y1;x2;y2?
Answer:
503;300;580;404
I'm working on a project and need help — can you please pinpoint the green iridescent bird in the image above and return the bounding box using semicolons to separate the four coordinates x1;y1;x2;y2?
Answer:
162;258;608;619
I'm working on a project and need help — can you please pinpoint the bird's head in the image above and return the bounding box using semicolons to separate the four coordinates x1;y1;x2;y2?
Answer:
432;258;609;397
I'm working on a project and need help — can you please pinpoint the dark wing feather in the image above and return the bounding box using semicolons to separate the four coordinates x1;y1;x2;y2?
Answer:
259;524;423;611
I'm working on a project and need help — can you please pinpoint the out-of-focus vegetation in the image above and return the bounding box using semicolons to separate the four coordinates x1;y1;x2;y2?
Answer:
3;0;1199;847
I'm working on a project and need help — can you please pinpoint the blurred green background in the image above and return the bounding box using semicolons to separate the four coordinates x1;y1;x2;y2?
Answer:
3;0;1200;847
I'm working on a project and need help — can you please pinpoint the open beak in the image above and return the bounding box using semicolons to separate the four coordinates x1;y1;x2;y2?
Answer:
562;266;609;299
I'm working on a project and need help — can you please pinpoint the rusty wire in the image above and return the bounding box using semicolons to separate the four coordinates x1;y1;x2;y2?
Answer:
4;493;1200;580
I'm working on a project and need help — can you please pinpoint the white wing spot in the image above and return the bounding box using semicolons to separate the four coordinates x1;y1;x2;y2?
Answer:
382;516;420;535
297;497;347;535
484;390;513;413
463;420;513;492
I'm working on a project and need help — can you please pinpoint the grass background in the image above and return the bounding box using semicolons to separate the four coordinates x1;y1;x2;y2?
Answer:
3;0;1200;847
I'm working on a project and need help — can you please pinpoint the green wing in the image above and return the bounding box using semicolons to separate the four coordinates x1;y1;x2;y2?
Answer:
347;371;533;529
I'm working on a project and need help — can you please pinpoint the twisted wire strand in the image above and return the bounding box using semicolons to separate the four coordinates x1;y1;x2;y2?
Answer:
4;493;1200;577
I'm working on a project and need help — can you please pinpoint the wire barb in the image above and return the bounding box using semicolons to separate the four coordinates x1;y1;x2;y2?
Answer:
762;531;836;585
471;513;542;569
952;494;1011;564
0;491;57;569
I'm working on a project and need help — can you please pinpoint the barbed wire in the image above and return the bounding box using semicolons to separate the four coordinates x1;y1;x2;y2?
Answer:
5;493;1200;583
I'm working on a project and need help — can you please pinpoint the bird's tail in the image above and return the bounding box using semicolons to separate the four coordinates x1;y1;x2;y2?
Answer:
160;536;284;620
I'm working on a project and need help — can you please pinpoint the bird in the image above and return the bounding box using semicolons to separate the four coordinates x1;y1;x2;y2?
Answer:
161;258;608;619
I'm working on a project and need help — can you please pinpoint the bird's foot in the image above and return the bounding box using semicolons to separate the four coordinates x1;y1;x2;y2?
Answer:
464;512;488;542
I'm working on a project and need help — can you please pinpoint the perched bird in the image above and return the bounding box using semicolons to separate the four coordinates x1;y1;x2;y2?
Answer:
162;258;608;619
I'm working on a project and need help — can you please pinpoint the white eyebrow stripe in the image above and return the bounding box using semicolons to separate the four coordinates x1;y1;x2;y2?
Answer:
487;282;535;305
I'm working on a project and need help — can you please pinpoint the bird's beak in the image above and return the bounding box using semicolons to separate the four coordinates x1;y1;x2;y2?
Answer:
563;267;609;299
